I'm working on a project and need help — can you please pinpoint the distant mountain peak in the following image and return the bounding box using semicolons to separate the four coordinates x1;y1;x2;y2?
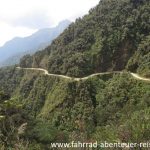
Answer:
0;20;71;67
58;20;71;26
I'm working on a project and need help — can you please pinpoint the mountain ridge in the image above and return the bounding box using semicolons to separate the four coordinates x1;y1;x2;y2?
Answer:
20;0;150;77
0;20;71;67
0;0;150;149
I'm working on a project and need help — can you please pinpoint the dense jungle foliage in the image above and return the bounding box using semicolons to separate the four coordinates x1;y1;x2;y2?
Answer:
20;0;150;77
0;0;150;149
0;67;149;149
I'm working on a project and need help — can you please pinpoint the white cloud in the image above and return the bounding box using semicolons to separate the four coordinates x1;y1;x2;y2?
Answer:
11;12;52;29
0;0;99;46
0;21;37;46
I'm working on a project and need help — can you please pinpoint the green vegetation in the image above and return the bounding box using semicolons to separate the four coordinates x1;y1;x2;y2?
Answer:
0;67;149;149
0;0;149;149
20;0;150;77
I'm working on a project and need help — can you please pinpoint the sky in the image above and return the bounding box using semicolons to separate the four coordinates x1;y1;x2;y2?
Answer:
0;0;99;46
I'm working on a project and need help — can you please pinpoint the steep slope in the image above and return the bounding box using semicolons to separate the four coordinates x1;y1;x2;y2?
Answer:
0;0;150;149
0;20;71;67
20;0;150;77
0;66;149;149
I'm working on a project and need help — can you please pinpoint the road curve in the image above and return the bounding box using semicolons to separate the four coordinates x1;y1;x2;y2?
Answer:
16;67;150;82
130;73;150;82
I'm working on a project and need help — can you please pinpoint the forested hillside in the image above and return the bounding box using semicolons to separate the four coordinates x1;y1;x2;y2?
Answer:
0;66;149;149
20;0;150;77
0;0;150;149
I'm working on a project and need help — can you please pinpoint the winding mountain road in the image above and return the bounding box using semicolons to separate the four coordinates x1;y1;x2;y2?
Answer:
16;67;150;82
130;73;150;82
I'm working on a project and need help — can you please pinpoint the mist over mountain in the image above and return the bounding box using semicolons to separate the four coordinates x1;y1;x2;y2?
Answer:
0;20;71;67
